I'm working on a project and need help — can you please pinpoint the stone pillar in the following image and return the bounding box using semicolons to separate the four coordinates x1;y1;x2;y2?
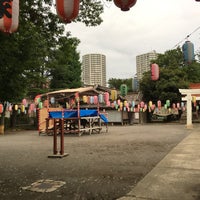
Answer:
186;94;193;129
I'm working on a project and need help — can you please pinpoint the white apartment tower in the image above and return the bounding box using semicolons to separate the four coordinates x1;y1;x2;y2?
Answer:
136;50;158;80
82;54;106;87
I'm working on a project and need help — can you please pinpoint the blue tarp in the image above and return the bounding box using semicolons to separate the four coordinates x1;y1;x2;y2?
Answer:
99;114;108;123
49;109;108;123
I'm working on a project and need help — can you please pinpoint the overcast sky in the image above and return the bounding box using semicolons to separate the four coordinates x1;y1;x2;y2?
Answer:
66;0;200;81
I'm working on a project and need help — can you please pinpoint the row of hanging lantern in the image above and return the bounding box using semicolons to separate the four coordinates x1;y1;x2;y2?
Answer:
0;100;36;115
0;0;80;34
1;96;198;115
34;92;198;113
112;99;188;112
36;91;118;109
1;0;200;34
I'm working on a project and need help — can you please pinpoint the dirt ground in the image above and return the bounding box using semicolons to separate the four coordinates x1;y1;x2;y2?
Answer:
0;124;191;200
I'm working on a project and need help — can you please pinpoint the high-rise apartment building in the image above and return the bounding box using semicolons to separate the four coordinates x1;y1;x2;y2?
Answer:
81;54;106;87
136;50;158;80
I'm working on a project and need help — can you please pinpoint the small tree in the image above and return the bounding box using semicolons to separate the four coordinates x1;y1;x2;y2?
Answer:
108;78;133;92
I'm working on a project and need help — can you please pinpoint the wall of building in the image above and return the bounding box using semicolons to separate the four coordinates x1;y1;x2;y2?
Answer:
82;54;106;87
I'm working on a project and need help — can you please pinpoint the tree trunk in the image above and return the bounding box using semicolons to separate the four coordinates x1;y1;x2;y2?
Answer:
10;109;17;129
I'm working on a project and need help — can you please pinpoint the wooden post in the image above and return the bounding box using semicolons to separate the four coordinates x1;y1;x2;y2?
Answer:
186;94;193;128
77;94;81;135
60;119;64;155
48;118;69;158
53;119;58;154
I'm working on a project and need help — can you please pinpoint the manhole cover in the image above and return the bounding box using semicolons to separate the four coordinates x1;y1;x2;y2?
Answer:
22;179;66;193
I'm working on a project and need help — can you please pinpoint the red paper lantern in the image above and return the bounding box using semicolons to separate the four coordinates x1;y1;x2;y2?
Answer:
151;63;159;81
114;0;137;11
0;104;3;113
0;0;19;33
56;0;80;23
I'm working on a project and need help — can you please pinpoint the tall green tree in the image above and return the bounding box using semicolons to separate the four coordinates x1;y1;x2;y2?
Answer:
49;33;81;89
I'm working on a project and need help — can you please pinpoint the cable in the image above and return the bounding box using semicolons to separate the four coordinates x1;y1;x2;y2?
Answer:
173;25;200;48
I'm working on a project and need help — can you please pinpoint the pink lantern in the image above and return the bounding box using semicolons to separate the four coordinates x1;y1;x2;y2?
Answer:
140;101;145;108
22;98;27;106
157;100;161;108
8;104;12;112
56;0;80;23
30;103;35;111
104;92;109;103
151;63;159;81
151;104;156;111
114;0;137;11
117;99;121;105
0;0;19;33
106;101;111;107
94;96;98;104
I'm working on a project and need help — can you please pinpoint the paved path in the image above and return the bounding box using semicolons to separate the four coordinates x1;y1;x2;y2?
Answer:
118;126;200;200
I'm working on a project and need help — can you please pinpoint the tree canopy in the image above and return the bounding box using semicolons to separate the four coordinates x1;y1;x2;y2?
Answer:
108;78;133;92
139;47;200;104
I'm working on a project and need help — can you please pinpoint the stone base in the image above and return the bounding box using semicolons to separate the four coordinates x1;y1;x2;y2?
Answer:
0;125;4;135
48;153;69;158
186;124;193;129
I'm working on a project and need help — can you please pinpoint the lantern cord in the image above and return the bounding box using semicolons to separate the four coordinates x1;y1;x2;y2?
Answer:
173;25;200;48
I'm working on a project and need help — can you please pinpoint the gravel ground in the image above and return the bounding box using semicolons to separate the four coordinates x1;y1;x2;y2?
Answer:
0;124;190;200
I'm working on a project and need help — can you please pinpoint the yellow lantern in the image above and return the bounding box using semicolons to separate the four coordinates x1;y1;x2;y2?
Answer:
111;90;117;101
15;105;18;110
21;105;25;113
192;96;196;103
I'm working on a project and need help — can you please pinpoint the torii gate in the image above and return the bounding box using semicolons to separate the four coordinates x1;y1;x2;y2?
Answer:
179;89;200;128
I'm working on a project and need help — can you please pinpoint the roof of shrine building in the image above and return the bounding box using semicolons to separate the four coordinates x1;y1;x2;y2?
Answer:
189;83;200;89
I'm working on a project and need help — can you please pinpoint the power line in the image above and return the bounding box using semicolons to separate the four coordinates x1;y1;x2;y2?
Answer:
173;25;200;48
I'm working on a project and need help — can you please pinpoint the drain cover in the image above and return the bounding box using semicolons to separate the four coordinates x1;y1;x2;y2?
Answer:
22;179;66;193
